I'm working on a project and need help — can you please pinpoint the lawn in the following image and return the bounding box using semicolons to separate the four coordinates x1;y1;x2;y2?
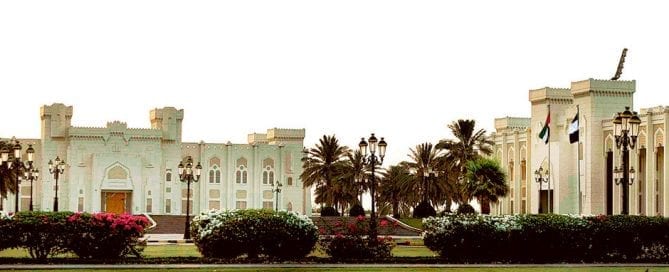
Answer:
0;243;434;258
18;268;669;272
399;218;424;229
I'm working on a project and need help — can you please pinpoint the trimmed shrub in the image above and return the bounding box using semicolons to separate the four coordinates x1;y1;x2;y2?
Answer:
191;209;318;259
65;212;149;259
319;215;395;259
0;212;16;251
456;203;476;215
320;206;340;217
423;214;669;263
412;201;436;218
13;211;72;259
348;204;365;217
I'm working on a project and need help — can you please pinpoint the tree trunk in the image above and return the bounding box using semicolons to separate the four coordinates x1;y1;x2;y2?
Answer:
392;200;400;219
481;198;491;214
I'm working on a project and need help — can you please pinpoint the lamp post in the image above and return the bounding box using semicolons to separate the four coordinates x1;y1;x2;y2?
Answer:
24;145;38;211
274;181;283;211
1;138;26;213
613;106;641;215
421;167;438;203
534;166;549;213
178;156;201;240
358;133;387;244
48;156;66;211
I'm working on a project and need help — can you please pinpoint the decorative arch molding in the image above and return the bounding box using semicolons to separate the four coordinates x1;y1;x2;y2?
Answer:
101;162;134;190
507;146;515;162
209;156;221;167
519;145;527;161
496;149;503;161
638;130;648;149
604;134;615;153
655;127;665;147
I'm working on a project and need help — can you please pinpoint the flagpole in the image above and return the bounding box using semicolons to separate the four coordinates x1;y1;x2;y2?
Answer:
577;105;581;214
548;104;552;214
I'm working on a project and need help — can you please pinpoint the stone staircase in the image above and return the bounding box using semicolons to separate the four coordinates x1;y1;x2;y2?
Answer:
310;215;422;236
147;215;188;234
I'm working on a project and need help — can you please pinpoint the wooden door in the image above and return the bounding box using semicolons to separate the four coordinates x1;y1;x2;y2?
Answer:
105;192;126;214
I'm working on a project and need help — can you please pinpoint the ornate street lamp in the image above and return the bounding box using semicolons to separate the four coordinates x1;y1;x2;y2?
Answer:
24;145;38;211
1;138;26;213
359;133;387;244
48;156;66;211
534;166;550;213
613;106;641;215
274;181;283;211
178;156;201;240
422;167;438;203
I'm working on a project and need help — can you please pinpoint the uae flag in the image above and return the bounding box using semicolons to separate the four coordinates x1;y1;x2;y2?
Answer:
569;110;579;144
538;110;550;144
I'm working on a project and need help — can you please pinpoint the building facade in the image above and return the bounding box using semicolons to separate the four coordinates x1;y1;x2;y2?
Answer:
0;103;312;215
492;78;669;216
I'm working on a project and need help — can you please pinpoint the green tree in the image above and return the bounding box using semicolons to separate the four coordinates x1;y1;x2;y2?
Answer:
378;164;414;218
436;119;494;203
0;140;23;199
301;135;349;208
405;143;453;208
339;150;367;204
464;157;509;214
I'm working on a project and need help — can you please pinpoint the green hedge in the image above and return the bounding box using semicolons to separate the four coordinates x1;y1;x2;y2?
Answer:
190;209;318;259
423;214;669;263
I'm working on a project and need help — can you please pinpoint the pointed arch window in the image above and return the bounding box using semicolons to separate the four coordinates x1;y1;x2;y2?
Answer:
209;165;221;184
236;157;248;184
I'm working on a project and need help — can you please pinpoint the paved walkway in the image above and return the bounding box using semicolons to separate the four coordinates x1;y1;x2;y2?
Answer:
143;234;423;245
1;263;669;270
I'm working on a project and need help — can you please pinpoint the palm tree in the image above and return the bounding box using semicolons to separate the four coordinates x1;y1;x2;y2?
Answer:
378;164;414;218
339;150;367;204
464;157;509;214
406;143;450;206
436;119;494;203
0;140;22;199
301;135;349;208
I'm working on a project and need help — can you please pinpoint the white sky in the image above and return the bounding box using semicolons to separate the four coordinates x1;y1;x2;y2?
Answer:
1;1;668;167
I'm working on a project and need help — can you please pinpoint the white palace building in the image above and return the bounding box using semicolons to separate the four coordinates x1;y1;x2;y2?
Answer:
492;77;669;216
0;103;312;215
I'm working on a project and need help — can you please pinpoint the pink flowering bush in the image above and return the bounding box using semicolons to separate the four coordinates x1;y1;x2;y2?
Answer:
13;211;73;259
66;212;149;259
318;215;396;259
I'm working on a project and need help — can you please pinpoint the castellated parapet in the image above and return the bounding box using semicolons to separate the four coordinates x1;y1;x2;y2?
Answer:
150;107;184;142
40;103;73;138
248;133;268;145
529;87;573;105
495;117;531;131
571;78;636;98
267;128;306;145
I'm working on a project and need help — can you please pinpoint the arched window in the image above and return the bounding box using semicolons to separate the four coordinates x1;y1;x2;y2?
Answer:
287;177;293;186
262;166;275;185
262;158;275;185
236;165;248;184
209;165;221;184
166;170;172;182
236;158;248;184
